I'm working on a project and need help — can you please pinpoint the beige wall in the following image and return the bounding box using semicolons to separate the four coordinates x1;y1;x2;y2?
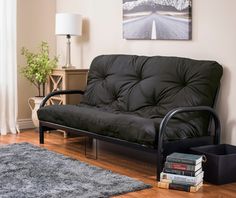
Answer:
56;0;236;145
17;0;56;120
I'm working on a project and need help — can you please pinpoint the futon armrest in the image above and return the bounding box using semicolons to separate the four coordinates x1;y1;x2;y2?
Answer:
40;89;85;108
158;106;221;152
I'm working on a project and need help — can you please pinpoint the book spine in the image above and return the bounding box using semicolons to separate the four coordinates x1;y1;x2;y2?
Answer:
158;182;202;193
160;178;196;186
160;172;203;186
166;157;196;165
160;178;198;186
165;162;196;171
163;168;196;177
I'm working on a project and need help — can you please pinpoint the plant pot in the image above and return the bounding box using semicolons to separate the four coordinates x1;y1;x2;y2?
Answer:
28;97;44;128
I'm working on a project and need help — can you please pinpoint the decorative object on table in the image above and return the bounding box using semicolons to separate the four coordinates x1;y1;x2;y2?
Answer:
191;144;236;185
123;0;192;40
0;142;151;197
55;13;82;68
21;41;58;127
158;152;204;192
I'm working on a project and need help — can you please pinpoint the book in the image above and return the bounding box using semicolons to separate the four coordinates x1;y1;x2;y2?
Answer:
160;171;204;186
158;181;203;192
166;152;203;165
163;167;202;177
165;161;202;172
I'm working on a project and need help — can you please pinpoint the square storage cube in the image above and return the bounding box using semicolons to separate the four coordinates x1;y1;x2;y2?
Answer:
191;144;236;185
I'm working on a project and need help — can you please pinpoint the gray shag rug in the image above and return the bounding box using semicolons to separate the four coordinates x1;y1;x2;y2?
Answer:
0;143;151;198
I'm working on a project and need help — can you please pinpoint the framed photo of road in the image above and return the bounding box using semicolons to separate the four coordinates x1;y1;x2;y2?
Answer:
123;0;192;40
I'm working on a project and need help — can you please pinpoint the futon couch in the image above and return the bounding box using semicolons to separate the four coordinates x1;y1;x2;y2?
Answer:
38;54;223;180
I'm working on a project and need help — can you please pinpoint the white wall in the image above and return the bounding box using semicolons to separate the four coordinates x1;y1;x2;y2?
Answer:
17;0;56;121
56;0;236;145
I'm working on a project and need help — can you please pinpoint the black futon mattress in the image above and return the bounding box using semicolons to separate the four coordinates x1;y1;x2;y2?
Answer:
38;55;223;147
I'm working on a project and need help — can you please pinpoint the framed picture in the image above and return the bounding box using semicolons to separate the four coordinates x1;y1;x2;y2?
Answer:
123;0;192;40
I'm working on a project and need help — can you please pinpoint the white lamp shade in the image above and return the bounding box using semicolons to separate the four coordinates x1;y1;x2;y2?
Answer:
55;13;82;36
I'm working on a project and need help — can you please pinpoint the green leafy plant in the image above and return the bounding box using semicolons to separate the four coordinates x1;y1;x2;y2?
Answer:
21;41;58;97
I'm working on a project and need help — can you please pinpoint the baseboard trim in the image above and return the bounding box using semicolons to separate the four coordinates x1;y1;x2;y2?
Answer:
17;119;35;130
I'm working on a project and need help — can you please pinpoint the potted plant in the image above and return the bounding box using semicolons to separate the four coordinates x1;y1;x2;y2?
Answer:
21;41;58;128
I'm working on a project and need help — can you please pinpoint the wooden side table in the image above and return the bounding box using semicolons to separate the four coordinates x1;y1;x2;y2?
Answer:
47;68;88;105
47;68;89;137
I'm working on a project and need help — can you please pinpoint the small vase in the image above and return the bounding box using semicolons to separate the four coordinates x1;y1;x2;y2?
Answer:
28;97;44;128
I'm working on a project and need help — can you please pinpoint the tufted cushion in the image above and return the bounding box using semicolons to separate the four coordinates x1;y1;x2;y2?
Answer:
82;55;222;114
81;55;223;140
38;55;223;146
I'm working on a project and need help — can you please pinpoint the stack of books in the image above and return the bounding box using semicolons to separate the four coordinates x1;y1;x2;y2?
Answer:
158;152;204;192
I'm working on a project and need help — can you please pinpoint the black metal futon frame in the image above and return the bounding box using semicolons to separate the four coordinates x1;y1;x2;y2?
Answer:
39;89;221;181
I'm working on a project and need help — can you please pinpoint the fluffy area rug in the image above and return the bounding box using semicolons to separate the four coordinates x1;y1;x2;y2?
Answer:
0;143;151;198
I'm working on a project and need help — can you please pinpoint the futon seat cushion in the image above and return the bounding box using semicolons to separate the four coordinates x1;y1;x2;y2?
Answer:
38;104;209;147
38;104;156;146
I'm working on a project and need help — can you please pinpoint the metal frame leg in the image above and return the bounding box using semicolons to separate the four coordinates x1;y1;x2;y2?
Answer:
84;137;98;160
157;144;164;181
39;125;44;144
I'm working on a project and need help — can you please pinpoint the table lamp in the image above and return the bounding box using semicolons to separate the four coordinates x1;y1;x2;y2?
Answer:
55;13;82;69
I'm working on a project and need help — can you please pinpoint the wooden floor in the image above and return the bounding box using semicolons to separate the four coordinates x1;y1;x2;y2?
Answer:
1;130;236;198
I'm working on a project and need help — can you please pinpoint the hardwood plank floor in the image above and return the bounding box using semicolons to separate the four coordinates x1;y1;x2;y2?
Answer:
1;130;236;198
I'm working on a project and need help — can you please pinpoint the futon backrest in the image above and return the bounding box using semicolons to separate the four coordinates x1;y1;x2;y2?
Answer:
82;55;223;117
